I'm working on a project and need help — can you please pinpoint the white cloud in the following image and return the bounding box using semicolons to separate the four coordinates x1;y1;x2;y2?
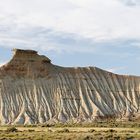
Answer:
106;66;126;73
56;0;140;41
119;0;140;6
0;61;6;67
0;0;140;52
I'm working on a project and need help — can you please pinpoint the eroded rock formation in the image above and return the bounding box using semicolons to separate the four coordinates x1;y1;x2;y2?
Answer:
0;49;139;124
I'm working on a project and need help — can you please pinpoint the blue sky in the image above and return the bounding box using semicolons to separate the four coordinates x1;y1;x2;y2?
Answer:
0;0;140;75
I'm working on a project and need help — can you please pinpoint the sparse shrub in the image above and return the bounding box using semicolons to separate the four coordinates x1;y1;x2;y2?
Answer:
41;124;54;127
6;127;18;132
83;135;93;140
56;128;70;133
105;134;113;139
88;129;96;133
28;129;35;132
113;136;121;140
62;128;69;133
24;124;37;127
106;129;117;133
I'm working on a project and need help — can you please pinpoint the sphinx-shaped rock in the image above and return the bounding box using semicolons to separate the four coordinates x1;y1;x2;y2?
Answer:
0;49;139;124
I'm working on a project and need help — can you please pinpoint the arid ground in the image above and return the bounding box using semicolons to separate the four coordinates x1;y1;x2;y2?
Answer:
0;121;139;140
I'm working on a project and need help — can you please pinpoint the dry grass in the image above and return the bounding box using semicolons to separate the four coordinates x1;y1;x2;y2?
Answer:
0;121;139;140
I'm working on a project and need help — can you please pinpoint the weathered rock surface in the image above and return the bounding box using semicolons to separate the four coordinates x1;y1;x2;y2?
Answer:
0;49;139;124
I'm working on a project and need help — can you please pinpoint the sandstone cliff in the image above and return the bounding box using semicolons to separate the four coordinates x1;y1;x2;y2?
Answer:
0;49;139;124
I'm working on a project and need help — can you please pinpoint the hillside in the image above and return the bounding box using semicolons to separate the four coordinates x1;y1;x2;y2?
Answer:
0;49;139;124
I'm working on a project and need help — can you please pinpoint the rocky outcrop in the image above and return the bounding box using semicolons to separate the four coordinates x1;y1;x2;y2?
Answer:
0;49;139;124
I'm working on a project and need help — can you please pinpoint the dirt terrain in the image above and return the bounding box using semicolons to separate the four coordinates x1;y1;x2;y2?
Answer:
0;121;139;140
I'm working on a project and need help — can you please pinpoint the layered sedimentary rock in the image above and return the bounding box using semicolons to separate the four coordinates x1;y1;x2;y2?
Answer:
0;49;139;124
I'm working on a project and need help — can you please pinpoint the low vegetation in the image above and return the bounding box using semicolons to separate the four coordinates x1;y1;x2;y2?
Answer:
0;121;139;140
6;127;18;132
